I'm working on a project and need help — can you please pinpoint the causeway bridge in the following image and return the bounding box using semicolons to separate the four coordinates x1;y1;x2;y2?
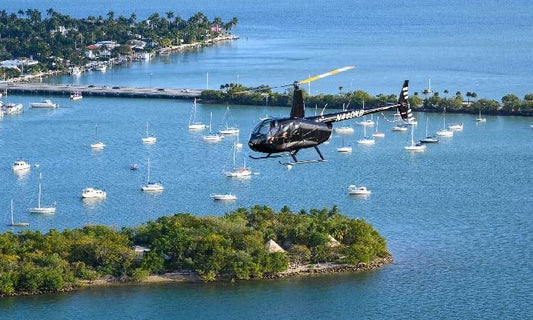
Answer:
0;83;203;100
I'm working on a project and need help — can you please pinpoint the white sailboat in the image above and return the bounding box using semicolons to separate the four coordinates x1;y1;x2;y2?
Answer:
90;124;106;149
475;109;487;122
141;158;164;192
419;115;439;144
141;122;157;144
372;116;385;138
219;106;239;135
29;173;56;214
357;102;375;127
337;138;352;153
357;123;375;145
224;146;252;178
8;199;29;227
188;98;207;130
203;112;224;142
334;104;355;134
436;108;454;137
404;126;426;152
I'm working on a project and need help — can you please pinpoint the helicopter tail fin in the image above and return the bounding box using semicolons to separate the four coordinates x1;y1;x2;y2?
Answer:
398;80;413;122
290;84;305;118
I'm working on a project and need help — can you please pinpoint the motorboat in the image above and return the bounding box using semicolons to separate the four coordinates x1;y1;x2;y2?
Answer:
348;185;371;196
334;126;354;134
141;122;157;144
29;173;56;214
392;124;408;132
94;64;107;72
81;187;106;199
141;158;164;192
448;122;463;131
3;103;23;115
188;98;207;130
12;160;30;172
130;163;139;171
70;92;83;100
30;99;59;108
7;199;29;227
210;193;237;201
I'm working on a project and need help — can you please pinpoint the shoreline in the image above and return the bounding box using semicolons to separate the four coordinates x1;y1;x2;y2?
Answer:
2;256;392;297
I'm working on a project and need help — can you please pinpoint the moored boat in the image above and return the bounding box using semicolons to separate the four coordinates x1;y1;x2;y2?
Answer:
30;99;59;108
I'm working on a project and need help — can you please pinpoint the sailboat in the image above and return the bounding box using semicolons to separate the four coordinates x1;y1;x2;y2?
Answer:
357;122;375;145
391;112;408;132
357;101;375;127
90;124;106;149
141;122;157;144
419;115;439;143
404;125;426;152
436;108;454;137
372;116;385;138
337;137;352;153
475;108;487;122
203;112;224;142
224;146;252;178
8;199;29;226
188;98;207;130
334;103;355;134
218;106;239;135
141;158;164;192
29;173;56;214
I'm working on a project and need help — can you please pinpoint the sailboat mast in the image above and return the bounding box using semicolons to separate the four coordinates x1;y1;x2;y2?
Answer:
10;199;14;225
38;173;42;208
147;158;151;182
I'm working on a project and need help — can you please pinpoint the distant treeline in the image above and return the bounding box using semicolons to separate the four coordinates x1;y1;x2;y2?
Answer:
200;84;533;116
0;206;389;296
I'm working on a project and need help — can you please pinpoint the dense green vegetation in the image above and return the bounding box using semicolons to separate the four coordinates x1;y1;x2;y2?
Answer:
0;206;389;295
201;84;533;116
0;9;237;77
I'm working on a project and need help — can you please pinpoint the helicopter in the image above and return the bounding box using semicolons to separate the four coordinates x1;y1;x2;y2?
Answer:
247;66;413;165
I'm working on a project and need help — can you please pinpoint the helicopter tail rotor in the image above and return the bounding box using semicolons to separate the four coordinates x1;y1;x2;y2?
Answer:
398;80;413;122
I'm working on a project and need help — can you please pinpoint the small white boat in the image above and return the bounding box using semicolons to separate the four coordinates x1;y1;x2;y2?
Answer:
334;126;354;134
7;199;29;227
3;103;24;115
12;160;30;172
437;107;454;137
141;122;157;144
141;158;164;192
404;126;426;152
71;67;82;76
203;112;224;142
70;92;83;100
372;116;385;138
448;122;463;131
224;146;252;178
405;118;418;126
337;138;352;153
392;124;408;132
357;124;375;145
210;193;237;201
94;64;107;72
90;124;106;149
81;187;106;199
475;109;486;122
29;173;56;214
348;185;371;196
30;99;59;109
357;118;375;127
188;98;207;130
219;106;239;135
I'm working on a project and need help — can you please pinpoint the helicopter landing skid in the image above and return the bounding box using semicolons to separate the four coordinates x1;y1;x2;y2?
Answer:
249;153;292;160
279;146;327;166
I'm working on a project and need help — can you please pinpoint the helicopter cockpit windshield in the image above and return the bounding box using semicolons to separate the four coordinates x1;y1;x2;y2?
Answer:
252;119;279;136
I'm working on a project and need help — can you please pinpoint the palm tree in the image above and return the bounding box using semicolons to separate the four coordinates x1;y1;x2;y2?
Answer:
166;11;175;22
466;92;472;103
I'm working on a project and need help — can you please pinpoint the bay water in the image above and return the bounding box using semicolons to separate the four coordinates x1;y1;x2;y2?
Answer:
1;1;532;319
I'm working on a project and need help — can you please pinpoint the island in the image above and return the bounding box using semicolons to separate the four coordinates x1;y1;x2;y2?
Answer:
0;205;392;296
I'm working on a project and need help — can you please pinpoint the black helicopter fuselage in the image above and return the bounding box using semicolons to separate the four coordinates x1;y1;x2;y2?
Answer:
248;117;332;154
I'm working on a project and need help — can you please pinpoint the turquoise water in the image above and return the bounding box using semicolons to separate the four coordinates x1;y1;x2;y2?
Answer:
1;1;533;319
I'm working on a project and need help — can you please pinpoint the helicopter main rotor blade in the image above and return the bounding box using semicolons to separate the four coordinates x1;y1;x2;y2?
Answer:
297;65;354;85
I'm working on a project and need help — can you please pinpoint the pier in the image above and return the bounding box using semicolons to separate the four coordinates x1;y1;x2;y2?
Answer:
0;83;202;100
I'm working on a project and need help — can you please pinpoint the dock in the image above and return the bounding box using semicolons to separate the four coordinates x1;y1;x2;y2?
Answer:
0;83;202;100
